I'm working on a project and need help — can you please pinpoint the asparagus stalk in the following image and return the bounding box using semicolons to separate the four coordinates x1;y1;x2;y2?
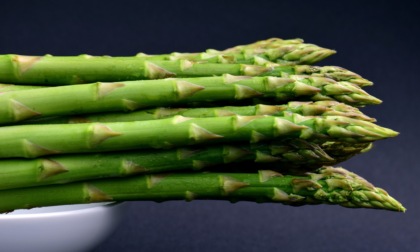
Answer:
25;101;375;125
0;62;372;88
0;139;371;190
135;62;372;87
0;43;336;85
0;75;380;124
0;113;397;158
0;166;405;213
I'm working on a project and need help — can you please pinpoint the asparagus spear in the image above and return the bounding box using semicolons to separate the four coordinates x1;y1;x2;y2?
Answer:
0;62;372;88
0;113;397;158
0;139;371;190
0;75;380;124
136;62;372;87
0;43;336;85
0;166;405;213
25;101;375;125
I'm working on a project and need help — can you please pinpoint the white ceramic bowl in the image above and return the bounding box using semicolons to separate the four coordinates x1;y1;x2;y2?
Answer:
0;202;126;252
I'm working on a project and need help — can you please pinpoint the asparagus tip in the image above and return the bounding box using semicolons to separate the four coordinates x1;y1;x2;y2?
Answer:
311;167;406;212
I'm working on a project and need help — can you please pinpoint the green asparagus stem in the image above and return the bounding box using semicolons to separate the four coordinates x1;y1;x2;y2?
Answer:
134;62;372;87
0;42;336;85
0;75;380;124
0;83;45;93
0;139;371;190
0;62;372;88
0;166;405;213
0;113;397;158
25;101;375;125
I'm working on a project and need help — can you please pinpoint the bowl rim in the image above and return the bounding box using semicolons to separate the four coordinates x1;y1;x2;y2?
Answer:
0;202;121;219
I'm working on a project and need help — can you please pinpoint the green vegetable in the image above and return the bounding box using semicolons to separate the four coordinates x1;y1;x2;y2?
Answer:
25;101;375;125
0;166;405;213
0;75;380;124
0;113;397;158
0;39;335;85
0;60;362;87
0;37;403;214
0;139;371;190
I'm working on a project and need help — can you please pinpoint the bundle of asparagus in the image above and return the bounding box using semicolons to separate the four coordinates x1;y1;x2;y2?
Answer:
0;38;405;213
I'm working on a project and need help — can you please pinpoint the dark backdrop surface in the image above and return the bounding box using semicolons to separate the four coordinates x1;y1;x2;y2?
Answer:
1;0;419;251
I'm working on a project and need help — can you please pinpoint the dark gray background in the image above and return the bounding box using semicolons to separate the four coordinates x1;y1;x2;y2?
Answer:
1;0;418;251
